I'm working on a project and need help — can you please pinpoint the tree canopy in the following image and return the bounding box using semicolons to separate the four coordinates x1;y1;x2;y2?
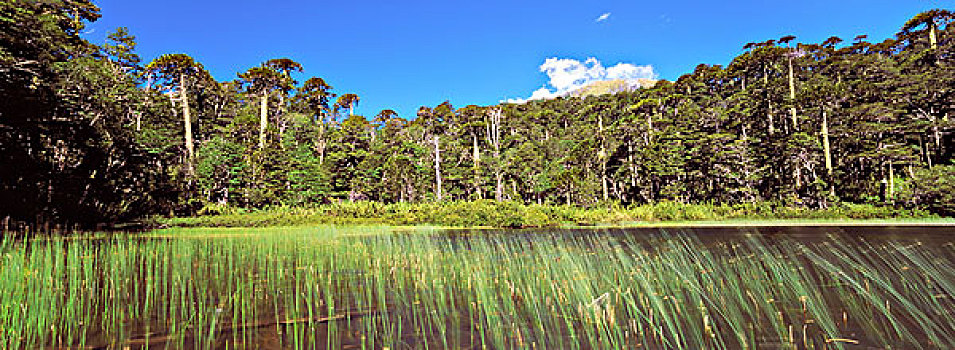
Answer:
1;3;953;225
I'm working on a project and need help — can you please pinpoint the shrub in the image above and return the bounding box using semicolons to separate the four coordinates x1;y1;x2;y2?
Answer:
161;199;940;228
898;165;955;216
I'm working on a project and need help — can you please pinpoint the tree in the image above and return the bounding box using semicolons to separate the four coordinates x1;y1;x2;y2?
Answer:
238;65;284;149
373;109;399;126
779;35;800;130
335;93;361;117
144;54;209;166
298;77;336;164
263;58;303;138
900;9;954;52
0;1;183;224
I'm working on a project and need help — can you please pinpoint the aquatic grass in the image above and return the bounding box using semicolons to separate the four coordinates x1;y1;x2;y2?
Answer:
1;226;955;348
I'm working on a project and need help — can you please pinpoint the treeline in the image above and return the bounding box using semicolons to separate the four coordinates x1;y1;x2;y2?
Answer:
1;2;953;225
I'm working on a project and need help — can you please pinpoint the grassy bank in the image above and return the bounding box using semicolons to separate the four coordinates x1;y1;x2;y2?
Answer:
3;226;955;348
162;200;937;228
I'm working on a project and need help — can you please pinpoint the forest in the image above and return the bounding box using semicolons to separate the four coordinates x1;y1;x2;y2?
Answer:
1;1;953;226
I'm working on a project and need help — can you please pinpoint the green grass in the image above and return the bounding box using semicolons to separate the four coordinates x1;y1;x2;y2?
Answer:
161;200;938;228
2;226;955;348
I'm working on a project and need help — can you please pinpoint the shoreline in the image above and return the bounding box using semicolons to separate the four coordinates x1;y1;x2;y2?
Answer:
568;218;955;229
145;218;955;234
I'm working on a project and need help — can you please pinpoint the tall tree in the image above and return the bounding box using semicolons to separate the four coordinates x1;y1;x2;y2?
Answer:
238;65;284;148
335;93;361;117
298;77;335;164
780;35;800;130
485;106;505;201
144;54;209;168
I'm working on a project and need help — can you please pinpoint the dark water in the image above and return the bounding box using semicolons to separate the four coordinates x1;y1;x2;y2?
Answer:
36;225;955;349
437;225;955;248
427;225;955;349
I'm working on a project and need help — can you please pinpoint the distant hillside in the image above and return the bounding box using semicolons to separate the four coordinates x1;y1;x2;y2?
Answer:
567;78;657;98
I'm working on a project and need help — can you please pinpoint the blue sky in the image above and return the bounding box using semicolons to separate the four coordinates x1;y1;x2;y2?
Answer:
85;0;948;118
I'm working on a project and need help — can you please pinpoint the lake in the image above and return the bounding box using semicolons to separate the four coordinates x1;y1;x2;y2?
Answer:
1;225;954;349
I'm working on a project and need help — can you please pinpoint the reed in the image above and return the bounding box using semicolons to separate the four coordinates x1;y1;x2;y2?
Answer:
1;226;954;348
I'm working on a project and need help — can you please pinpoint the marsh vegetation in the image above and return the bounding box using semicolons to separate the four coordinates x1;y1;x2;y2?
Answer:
3;226;955;349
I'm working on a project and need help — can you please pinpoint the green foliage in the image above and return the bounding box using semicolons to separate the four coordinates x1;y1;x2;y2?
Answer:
0;2;179;224
163;200;933;228
2;4;954;225
898;165;955;216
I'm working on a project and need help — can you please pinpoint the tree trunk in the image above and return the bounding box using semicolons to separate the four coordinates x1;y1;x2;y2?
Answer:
495;172;503;202
180;74;194;167
434;135;443;201
259;91;268;149
511;178;517;201
628;140;636;188
599;113;608;201
487;107;504;201
278;93;286;144
888;160;895;200
767;102;775;135
601;170;609;201
318;122;326;165
472;133;480;163
822;111;833;176
930;24;938;50
788;57;797;130
472;133;482;199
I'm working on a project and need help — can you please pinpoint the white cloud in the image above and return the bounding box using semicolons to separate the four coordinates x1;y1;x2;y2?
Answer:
596;13;611;22
504;57;656;103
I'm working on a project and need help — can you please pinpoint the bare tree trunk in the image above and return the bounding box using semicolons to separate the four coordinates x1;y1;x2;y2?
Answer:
933;119;941;150
601;169;609;201
472;133;482;199
140;75;153;132
599;114;608;201
788;57;797;130
434;135;443;201
888;160;895;200
317;122;326;165
794;166;802;188
646;111;655;145
768;102;775;135
822;111;833;176
180;74;194;169
930;24;938;50
511;178;517;201
495;172;503;202
278;93;287;145
472;133;480;163
259;91;268;149
487;107;504;201
628;140;636;188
